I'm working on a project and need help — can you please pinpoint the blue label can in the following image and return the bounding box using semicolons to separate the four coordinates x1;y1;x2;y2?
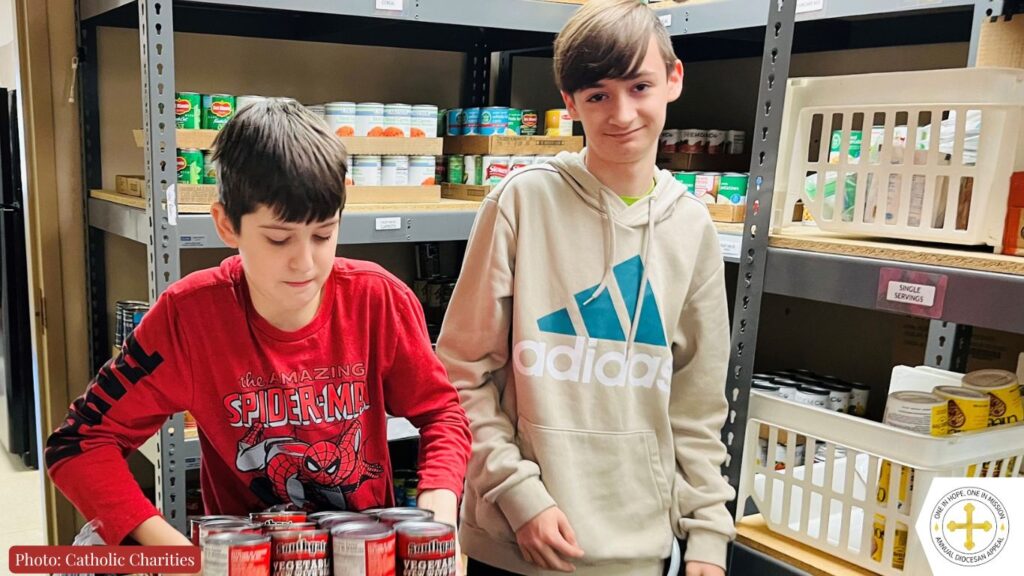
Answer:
446;108;463;136
479;107;509;136
462;107;481;135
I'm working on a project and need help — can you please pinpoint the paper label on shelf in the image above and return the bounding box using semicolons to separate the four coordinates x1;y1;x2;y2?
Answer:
719;234;742;261
179;234;207;248
375;0;403;11
658;14;672;28
375;216;402;231
796;0;824;14
876;267;948;319
166;184;177;226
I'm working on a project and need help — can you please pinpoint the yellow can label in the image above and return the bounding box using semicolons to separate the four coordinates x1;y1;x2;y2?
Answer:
877;461;912;508
930;403;950;436
944;397;990;433
983;385;1024;427
871;515;908;569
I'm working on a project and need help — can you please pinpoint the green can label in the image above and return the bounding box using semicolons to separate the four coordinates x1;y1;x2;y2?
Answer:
674;171;697;193
175;92;201;129
521;110;538;136
202;94;235;130
177;148;203;184
447;155;465;184
202;150;217;184
507;108;523;136
718;173;749;204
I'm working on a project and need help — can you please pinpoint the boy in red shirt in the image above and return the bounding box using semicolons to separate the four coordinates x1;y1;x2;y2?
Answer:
46;99;471;548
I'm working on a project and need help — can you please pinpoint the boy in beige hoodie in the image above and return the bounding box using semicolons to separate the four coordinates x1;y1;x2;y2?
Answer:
436;1;736;574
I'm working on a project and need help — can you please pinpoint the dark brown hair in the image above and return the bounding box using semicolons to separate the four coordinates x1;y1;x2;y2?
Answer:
554;0;678;95
212;98;347;231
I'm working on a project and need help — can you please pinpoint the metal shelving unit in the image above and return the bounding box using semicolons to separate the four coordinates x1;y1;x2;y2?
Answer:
75;0;1012;571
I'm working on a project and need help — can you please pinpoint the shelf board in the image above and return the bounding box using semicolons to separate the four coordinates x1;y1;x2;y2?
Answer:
133;130;443;155
441;184;490;202
656;153;750;173
737;515;875;576
443;135;583;156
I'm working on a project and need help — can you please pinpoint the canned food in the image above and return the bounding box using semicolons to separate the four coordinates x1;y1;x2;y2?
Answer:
520;109;538;136
933;385;990;433
706;129;727;155
175;92;201;129
679;129;707;154
307;511;346;523
199;520;262;547
817;382;852;413
479;107;509;136
270;529;330;576
463;155;480;185
883;391;949;436
445;109;463;136
462;107;481;135
189;516;245;546
250;511;309;528
356;103;386;137
265;522;318;533
203;533;271;575
717;173;748;205
545;109;572;136
871;514;908;570
963;369;1023;426
202;94;236;130
306;104;326;118
376;508;435;527
203;150;218;184
771;378;800;402
673;171;697;194
353;156;383;186
481;156;511;186
447;156;465;184
726;130;746;154
795;385;830;409
326;101;357;137
360;508;387;518
384;103;412;137
236;95;267;112
382;156;410;186
510;156;534;171
693;172;719;204
177;148;203;184
316;511;375;529
408;156;436;186
756;438;806;470
332;521;395;576
752;381;781;396
396;521;457;576
411;105;439;138
507;108;523;135
659;129;680;154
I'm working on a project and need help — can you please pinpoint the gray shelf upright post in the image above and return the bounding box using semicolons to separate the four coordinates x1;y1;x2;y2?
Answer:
138;0;187;534
722;0;797;515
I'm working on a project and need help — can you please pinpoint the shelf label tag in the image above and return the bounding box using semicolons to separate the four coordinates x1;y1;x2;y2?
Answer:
877;267;948;319
180;234;207;248
796;0;824;14
719;234;742;261
375;0;403;11
375;216;402;231
659;14;672;28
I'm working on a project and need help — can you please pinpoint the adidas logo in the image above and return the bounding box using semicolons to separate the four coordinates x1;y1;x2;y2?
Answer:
512;255;672;392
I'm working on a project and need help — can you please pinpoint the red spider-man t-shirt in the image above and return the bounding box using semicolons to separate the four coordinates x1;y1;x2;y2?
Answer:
45;256;471;546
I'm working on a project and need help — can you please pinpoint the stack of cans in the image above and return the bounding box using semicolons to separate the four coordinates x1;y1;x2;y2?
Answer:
114;300;149;350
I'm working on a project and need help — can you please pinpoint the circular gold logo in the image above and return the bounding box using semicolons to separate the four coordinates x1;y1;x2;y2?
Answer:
930;487;1009;567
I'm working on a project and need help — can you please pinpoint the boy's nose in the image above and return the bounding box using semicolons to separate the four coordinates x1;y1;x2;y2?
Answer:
292;241;315;272
610;99;638;127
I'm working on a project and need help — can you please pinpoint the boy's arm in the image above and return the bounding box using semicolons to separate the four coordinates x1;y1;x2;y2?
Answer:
669;227;737;571
45;292;194;546
434;199;556;531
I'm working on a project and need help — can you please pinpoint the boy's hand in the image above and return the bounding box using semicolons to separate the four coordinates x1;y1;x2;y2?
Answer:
685;561;726;576
131;516;194;547
515;507;584;572
416;489;464;576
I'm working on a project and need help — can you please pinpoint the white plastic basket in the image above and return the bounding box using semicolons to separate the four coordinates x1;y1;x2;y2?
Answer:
737;393;1024;576
773;68;1024;249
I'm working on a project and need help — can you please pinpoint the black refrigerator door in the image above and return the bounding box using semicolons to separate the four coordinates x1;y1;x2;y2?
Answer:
0;87;37;469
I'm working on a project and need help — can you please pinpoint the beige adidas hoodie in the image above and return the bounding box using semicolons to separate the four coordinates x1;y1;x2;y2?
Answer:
436;150;736;576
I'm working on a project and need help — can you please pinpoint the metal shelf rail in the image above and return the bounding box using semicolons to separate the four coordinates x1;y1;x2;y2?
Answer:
76;1;1005;571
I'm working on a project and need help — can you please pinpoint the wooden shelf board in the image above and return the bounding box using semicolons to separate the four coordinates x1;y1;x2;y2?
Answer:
737;515;877;576
133;129;442;155
443;135;583;156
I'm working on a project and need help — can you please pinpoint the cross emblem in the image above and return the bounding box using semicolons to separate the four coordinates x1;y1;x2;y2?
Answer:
947;503;993;551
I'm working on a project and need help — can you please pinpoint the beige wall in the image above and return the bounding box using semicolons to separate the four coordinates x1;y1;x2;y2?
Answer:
0;0;16;88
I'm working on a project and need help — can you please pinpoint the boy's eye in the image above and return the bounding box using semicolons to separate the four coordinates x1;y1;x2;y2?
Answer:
267;237;289;246
586;93;607;103
313;235;332;242
634;83;653;92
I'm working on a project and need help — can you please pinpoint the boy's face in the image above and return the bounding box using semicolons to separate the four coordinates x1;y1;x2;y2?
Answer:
562;35;683;166
212;203;340;326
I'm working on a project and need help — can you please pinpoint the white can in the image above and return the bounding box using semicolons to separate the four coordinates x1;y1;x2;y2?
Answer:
411;105;439;138
795;385;830;409
381;155;409;186
510;156;534;171
355;103;385;137
325;101;356;138
771;378;801;401
463;155;480;185
236;95;267;112
679;129;708;154
408;156;436;186
352;155;382;186
883;391;948;436
707;129;727;155
694;172;720;204
306;104;326;119
481;155;511;186
384;103;412;137
659;129;680;154
847;382;871;416
757;438;807;470
726;130;746;155
821;384;852;413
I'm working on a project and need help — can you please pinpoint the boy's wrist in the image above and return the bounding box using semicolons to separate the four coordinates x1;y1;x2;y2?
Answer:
130;516;195;547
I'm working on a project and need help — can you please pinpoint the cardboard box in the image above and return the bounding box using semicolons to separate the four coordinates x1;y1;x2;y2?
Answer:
443;135;584;156
174;184;440;205
115;175;146;198
707;203;745;223
441;184;491;202
133;129;219;150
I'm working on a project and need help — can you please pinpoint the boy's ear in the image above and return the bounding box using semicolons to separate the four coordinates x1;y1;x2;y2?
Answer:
667;59;685;103
211;202;241;249
561;91;580;121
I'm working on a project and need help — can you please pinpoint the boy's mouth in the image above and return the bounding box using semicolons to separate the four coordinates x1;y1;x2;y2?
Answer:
285;279;314;288
606;127;644;139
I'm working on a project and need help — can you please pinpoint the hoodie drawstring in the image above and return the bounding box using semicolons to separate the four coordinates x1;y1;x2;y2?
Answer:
626;197;657;358
582;192;617;306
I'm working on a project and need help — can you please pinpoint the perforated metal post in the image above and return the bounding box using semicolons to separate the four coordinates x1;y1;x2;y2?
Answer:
461;31;490;108
139;0;187;534
924;320;973;372
722;0;796;516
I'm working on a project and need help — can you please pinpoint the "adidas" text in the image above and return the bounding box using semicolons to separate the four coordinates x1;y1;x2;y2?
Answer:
513;337;672;392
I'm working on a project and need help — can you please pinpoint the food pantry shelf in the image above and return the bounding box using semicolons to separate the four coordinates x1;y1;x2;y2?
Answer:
133;130;444;156
138;434;201;472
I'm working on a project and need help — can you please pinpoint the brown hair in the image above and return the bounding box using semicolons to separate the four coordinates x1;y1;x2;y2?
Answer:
553;0;678;95
212;98;347;231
